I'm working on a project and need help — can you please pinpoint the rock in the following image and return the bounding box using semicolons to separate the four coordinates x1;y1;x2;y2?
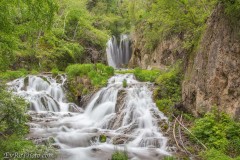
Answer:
112;135;129;145
22;76;29;90
52;144;61;149
129;32;186;70
182;4;240;119
115;89;127;113
91;148;101;152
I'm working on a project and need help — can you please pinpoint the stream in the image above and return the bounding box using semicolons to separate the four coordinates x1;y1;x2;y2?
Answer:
7;73;172;160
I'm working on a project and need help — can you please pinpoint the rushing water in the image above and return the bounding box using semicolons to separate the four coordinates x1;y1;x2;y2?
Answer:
106;35;132;68
8;74;171;160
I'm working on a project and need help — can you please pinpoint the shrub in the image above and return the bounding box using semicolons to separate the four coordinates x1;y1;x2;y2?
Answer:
122;79;127;88
133;68;161;82
201;148;240;160
99;134;107;143
156;99;174;114
163;156;176;160
111;150;128;160
0;87;28;135
51;68;59;77
154;63;182;115
0;69;28;81
0;86;56;159
66;63;114;88
191;108;240;157
66;63;114;101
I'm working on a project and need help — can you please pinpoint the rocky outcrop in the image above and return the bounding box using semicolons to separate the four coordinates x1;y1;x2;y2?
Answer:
129;32;186;70
182;4;240;119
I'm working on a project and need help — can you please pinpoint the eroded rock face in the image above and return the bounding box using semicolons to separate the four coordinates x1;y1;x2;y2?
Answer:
182;4;240;119
129;32;186;70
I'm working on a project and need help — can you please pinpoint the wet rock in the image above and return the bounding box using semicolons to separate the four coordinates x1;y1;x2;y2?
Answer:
68;103;84;113
52;144;61;149
91;148;101;152
115;89;127;113
22;76;29;90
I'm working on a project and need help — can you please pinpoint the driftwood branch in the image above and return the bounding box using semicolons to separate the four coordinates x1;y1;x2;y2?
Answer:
173;114;207;150
173;116;182;150
177;115;192;155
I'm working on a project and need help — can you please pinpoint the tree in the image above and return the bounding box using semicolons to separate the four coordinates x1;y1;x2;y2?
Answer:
0;0;57;71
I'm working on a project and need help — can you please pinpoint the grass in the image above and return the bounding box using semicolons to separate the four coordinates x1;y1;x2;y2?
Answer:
0;69;28;81
111;150;128;160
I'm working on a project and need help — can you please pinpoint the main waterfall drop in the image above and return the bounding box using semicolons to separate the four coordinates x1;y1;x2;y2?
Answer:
8;74;172;160
106;34;132;68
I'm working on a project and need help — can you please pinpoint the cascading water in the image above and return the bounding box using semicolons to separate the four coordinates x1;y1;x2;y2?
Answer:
8;74;171;160
106;34;132;68
8;75;80;113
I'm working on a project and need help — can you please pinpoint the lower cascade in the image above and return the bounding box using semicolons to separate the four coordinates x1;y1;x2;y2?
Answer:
8;74;171;160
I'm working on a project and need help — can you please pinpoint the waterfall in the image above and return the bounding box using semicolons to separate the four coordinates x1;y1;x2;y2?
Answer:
106;34;132;68
7;75;80;113
8;74;171;160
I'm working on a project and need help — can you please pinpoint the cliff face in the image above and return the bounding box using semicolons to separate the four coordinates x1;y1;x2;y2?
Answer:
129;32;186;70
130;4;240;119
182;4;240;119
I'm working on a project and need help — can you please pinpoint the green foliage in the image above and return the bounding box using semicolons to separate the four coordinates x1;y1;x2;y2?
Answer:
221;0;240;19
122;79;127;88
0;87;28;135
154;64;182;115
0;0;57;71
111;150;128;160
123;0;217;51
201;148;240;160
87;0;131;36
51;68;59;77
0;86;56;160
115;70;134;74
66;63;114;86
0;69;28;81
99;134;107;143
191;108;240;158
133;68;161;82
30;69;39;75
163;156;176;160
66;63;114;99
0;135;57;160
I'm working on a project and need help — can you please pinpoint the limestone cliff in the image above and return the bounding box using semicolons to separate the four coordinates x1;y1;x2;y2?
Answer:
129;32;186;70
129;4;240;119
182;4;240;119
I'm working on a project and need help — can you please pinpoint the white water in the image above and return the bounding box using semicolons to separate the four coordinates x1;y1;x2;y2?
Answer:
106;35;132;68
8;74;171;160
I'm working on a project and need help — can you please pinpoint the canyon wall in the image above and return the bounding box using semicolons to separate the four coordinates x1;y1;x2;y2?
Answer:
182;4;240;119
129;4;240;119
128;33;186;70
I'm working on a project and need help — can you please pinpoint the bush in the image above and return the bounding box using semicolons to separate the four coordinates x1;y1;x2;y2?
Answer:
0;87;28;135
201;148;240;160
156;99;174;114
191;108;240;158
0;86;56;159
154;64;182;115
122;79;127;88
66;63;114;88
111;150;128;160
163;156;176;160
99;134;107;143
66;63;114;101
51;68;59;77
133;68;161;82
0;69;28;81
